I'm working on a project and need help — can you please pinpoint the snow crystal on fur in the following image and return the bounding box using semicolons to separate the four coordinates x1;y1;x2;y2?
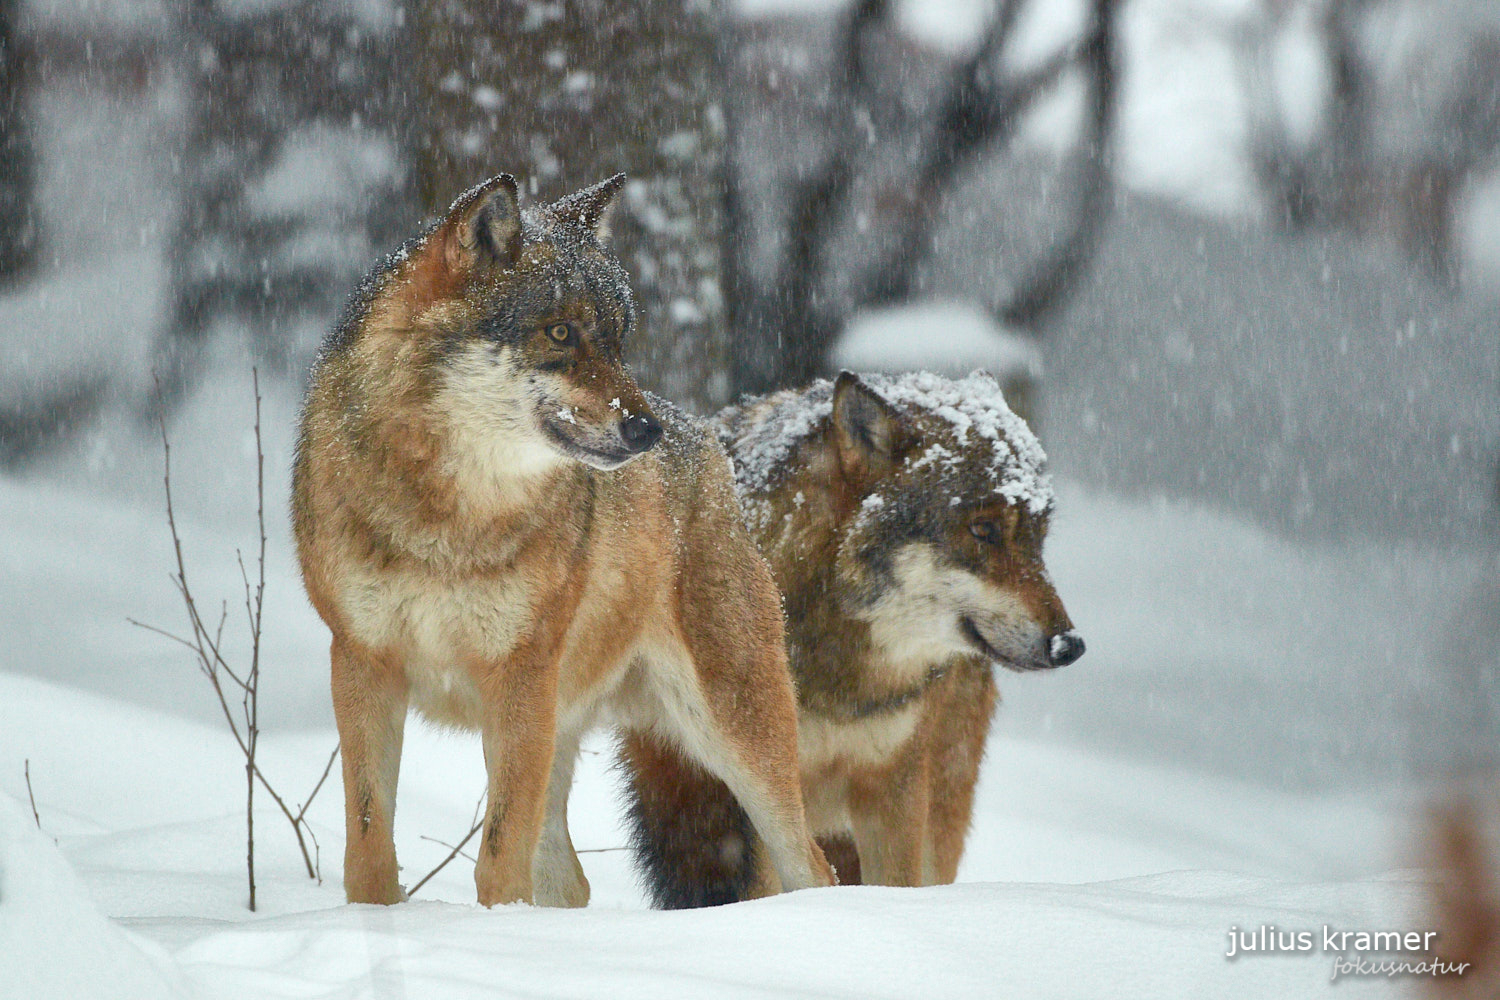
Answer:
715;382;836;501
867;371;1052;515
715;370;1052;518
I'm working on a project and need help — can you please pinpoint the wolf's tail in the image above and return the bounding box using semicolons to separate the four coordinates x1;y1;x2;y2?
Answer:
619;729;762;908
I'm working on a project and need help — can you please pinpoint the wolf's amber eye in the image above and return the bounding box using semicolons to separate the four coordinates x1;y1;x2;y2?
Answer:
969;521;1000;545
545;322;575;345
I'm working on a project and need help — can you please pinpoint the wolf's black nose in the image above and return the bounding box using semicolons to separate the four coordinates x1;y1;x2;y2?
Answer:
1048;630;1085;667
620;414;663;453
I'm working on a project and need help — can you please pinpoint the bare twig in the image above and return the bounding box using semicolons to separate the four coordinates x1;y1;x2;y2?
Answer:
294;743;339;886
299;744;340;824
407;789;627;898
23;759;40;830
419;834;478;865
124;617;202;656
406;820;483;897
408;797;483;899
410;813;627;897
134;370;334;907
242;369;266;911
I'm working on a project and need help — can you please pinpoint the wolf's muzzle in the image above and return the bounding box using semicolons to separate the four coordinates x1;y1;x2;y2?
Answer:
620;414;663;453
1048;630;1086;667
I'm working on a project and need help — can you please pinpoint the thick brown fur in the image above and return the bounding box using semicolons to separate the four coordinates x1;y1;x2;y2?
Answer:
1424;787;1500;997
622;372;1082;905
292;173;832;908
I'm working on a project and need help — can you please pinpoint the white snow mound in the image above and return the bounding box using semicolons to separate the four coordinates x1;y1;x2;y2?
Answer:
0;792;188;1000
832;300;1043;381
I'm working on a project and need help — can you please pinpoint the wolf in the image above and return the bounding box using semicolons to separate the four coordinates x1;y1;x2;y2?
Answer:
292;173;834;908
621;370;1084;905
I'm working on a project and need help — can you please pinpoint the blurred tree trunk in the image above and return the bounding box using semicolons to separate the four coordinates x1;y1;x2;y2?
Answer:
152;0;415;407
1240;0;1500;286
725;0;1120;398
0;0;38;283
413;0;729;413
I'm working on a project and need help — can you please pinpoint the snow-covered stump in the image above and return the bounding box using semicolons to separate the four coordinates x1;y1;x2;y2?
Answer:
830;300;1044;425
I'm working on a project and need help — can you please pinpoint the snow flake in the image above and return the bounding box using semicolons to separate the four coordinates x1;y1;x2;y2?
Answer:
669;297;705;325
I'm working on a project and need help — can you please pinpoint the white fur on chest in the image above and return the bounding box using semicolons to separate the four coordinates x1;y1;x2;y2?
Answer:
341;567;534;728
797;704;923;835
797;703;921;773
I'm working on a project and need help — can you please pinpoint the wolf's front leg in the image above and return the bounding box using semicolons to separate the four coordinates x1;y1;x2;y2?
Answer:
847;744;930;887
474;654;560;907
531;728;590;907
331;637;408;905
920;662;997;885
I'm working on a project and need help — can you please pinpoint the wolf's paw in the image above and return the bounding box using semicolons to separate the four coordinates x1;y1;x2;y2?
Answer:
533;870;591;908
345;875;405;906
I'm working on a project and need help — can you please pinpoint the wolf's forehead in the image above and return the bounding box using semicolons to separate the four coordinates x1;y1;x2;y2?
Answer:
517;228;634;318
875;373;1052;515
902;425;1037;509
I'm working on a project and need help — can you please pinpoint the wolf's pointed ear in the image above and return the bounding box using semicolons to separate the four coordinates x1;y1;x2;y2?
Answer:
832;371;908;479
551;173;627;242
444;173;522;272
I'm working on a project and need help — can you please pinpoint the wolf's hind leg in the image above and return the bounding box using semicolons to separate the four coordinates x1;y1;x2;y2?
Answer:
816;834;863;885
619;728;773;908
657;675;832;895
663;610;834;896
331;637;408;905
532;728;590;908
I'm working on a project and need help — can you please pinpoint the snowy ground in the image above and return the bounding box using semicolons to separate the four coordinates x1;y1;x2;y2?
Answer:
0;665;1436;1000
0;456;1472;999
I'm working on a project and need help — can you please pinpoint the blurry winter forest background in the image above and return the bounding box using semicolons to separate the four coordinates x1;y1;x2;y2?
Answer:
1;0;1498;798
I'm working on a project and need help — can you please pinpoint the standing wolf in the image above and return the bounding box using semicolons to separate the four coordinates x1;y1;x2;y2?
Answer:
621;371;1084;905
292;173;833;908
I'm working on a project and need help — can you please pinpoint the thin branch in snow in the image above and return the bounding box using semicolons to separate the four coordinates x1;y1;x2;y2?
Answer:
24;759;40;830
419;834;478;865
408;797;485;898
133;370;332;906
299;744;340;825
408;820;485;898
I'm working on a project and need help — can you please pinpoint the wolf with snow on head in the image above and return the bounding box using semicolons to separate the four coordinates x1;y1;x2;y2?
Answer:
619;369;1084;906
